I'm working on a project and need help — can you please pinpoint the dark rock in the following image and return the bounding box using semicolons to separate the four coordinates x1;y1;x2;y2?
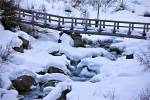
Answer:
49;51;64;56
47;67;65;74
37;71;46;75
12;75;36;91
41;80;60;88
109;47;123;55
57;89;71;100
13;45;24;53
126;54;134;59
71;34;85;47
18;36;29;49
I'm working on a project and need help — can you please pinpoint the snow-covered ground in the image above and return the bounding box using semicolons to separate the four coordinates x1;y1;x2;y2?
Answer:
0;0;150;100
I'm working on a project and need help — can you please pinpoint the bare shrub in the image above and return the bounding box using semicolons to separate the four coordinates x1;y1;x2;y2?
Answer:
103;89;119;100
136;86;150;100
0;42;13;62
136;47;150;71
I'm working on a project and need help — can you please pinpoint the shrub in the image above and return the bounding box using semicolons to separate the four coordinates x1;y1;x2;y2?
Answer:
136;47;150;71
136;86;150;100
0;0;18;31
0;42;13;62
103;89;119;100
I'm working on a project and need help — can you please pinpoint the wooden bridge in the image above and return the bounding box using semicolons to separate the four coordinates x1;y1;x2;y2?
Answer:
16;8;150;39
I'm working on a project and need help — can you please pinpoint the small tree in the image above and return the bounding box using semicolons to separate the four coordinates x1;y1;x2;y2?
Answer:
0;0;18;31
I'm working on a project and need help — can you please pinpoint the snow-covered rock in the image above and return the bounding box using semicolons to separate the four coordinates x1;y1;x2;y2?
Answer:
0;89;18;100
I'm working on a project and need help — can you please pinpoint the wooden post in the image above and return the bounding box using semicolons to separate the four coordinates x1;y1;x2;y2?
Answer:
103;21;105;28
71;18;74;30
128;23;131;35
31;12;34;24
75;19;77;26
131;23;134;30
99;20;102;32
44;13;47;25
146;24;149;32
89;20;91;27
95;20;99;27
49;16;51;23
62;17;64;25
18;9;21;19
84;20;88;31
36;13;38;20
58;17;61;29
23;11;25;17
113;22;116;33
117;22;119;29
143;24;146;37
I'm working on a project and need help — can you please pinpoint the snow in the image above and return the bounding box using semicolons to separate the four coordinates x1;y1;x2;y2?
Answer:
0;89;18;100
0;30;22;47
1;0;150;100
43;82;71;100
9;69;37;80
39;73;72;83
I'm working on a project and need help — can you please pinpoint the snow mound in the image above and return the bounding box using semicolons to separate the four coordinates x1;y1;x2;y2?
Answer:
43;82;71;100
0;89;18;100
15;31;35;41
0;30;22;47
60;46;108;61
39;73;72;83
9;69;37;80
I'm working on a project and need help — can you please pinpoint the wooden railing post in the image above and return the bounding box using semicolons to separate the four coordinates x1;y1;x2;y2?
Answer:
23;11;25;17
62;17;64;25
58;17;61;29
89;20;91;27
71;18;74;30
146;24;149;32
36;13;38;20
18;9;21;19
49;16;51;23
31;11;34;24
143;24;146;37
113;22;116;33
84;20;88;31
95;20;99;27
132;23;134;30
75;19;77;26
103;21;105;28
128;23;131;35
117;22;119;29
99;20;102;32
44;13;47;25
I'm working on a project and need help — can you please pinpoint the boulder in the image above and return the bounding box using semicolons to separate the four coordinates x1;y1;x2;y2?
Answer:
109;47;123;55
13;45;24;53
47;67;65;74
71;34;85;47
126;53;134;59
57;89;71;100
11;75;36;91
18;36;29;49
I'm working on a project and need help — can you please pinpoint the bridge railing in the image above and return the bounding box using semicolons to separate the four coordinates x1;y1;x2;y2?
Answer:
16;8;150;39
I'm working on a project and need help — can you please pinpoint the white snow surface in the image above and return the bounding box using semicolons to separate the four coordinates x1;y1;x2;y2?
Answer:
1;0;150;99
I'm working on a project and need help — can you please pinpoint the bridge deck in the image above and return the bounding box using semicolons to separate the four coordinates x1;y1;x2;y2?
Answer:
16;8;150;39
